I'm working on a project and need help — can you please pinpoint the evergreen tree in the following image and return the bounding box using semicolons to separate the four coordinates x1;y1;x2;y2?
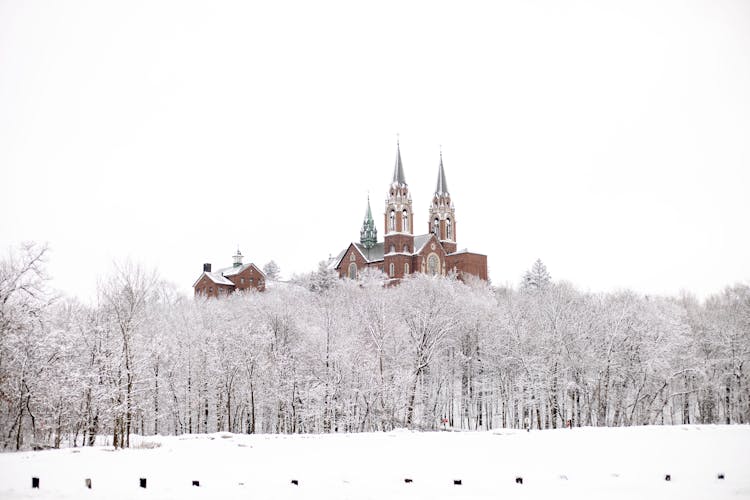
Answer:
522;258;551;290
263;260;281;281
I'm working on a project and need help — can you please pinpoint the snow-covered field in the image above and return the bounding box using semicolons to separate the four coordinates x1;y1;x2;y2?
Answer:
1;425;748;499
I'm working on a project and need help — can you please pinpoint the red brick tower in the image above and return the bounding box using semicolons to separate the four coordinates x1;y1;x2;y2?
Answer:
383;141;415;279
428;150;457;254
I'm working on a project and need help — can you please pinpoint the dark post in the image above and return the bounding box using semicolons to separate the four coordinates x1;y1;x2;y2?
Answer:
85;478;92;489
192;480;200;487
32;477;40;489
140;478;147;488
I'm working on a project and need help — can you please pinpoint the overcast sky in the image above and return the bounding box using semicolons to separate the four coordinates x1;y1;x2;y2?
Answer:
1;0;748;301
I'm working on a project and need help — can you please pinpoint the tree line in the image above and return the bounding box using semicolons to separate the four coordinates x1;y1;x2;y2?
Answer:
1;243;748;450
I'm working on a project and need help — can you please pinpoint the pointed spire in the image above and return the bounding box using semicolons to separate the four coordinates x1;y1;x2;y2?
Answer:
392;139;407;186
435;148;449;196
360;196;378;249
364;194;373;220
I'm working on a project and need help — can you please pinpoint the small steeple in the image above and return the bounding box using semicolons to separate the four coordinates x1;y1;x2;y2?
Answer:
360;196;378;249
435;148;449;196
232;248;243;268
392;139;407;186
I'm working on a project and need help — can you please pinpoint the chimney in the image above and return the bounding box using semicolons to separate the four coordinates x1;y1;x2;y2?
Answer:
203;263;212;273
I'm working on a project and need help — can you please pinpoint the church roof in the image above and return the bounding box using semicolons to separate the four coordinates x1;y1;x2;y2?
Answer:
413;234;434;255
333;233;448;270
435;153;449;195
355;242;385;262
392;142;406;186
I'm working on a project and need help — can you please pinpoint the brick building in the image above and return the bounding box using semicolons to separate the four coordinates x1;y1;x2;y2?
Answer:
193;250;266;297
331;143;488;282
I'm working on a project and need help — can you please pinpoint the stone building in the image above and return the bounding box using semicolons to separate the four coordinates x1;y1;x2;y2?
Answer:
193;249;266;297
331;143;488;282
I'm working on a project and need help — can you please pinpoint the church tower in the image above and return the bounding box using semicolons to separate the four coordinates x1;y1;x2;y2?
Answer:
428;151;457;254
383;141;415;279
360;196;377;249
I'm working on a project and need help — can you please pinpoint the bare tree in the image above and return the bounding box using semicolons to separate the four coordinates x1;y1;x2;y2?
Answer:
98;261;160;448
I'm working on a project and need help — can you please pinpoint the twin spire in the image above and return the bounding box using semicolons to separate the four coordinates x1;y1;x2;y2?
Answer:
391;140;449;196
435;150;449;196
362;141;451;247
392;140;407;186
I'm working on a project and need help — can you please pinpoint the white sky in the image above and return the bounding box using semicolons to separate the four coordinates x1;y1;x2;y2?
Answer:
1;0;749;301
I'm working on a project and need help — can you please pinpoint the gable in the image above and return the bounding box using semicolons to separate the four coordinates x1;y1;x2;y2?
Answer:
414;233;447;258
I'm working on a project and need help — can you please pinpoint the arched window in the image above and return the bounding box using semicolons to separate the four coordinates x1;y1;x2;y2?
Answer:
389;210;395;231
404;263;409;275
389;244;395;254
403;244;409;253
427;254;439;276
432;218;440;237
446;218;452;240
402;209;409;233
389;262;395;277
348;262;357;279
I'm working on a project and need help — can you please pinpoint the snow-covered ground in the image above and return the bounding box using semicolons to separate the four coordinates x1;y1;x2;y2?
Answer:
0;425;748;499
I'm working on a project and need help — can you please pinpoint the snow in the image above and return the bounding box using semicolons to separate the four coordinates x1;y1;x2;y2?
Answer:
1;425;748;500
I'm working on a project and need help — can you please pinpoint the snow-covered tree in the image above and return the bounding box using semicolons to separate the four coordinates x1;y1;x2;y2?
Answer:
0;242;53;450
522;258;552;291
263;260;281;281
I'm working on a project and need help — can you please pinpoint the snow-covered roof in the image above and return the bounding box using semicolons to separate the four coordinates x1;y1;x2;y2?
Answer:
447;248;487;257
218;263;265;278
354;242;384;263
333;233;458;269
331;242;386;269
193;271;235;288
328;248;348;270
413;234;434;255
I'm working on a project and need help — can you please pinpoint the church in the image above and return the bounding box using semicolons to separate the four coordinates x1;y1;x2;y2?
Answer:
330;143;487;282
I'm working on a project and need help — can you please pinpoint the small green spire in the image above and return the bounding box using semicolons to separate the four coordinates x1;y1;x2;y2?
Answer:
360;196;378;249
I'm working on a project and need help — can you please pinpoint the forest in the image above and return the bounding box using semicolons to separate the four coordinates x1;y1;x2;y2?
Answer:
1;242;748;450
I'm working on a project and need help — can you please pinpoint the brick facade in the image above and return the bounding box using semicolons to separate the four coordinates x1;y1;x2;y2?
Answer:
193;252;266;297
